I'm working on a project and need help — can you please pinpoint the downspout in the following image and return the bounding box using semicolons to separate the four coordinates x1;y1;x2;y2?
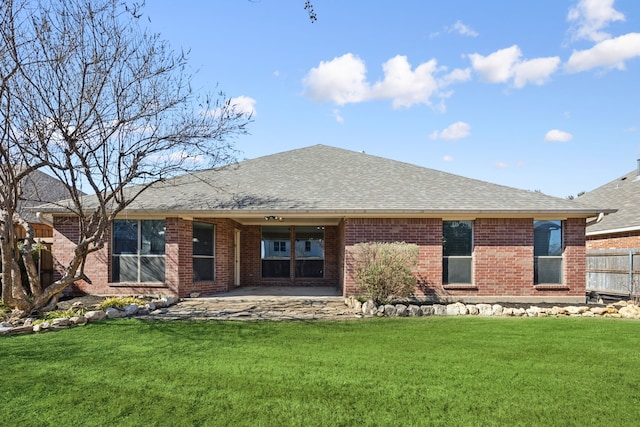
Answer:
585;212;605;227
36;211;54;228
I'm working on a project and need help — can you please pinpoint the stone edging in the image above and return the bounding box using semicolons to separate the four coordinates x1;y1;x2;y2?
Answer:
0;296;180;336
345;297;640;319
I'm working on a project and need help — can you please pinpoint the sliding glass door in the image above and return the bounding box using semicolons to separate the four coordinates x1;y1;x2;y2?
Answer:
261;226;324;279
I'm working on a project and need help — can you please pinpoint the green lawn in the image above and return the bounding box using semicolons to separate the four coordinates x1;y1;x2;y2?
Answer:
1;317;639;426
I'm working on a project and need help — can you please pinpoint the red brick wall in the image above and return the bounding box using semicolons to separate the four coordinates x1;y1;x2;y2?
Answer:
180;218;241;297
240;225;262;286
561;218;586;298
55;216;242;297
463;218;534;297
342;217;587;302
586;231;640;250
343;218;442;296
53;214;588;301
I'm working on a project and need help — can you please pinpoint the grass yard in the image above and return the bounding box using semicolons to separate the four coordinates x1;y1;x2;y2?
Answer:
1;317;639;426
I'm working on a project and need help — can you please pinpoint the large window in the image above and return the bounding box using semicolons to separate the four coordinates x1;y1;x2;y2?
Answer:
261;226;324;279
193;222;215;282
112;220;165;283
443;220;473;284
534;220;563;284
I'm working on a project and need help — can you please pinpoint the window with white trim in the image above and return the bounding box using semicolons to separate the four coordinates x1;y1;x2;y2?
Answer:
112;220;165;283
443;220;473;284
534;220;563;284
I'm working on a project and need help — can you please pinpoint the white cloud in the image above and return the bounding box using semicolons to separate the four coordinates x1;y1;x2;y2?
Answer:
148;150;205;164
303;53;470;109
565;33;640;73
439;67;472;87
430;121;471;141
371;56;439;108
443;155;454;162
203;96;257;119
493;162;508;169
448;20;478;37
545;129;574;142
302;53;370;105
332;109;344;124
469;45;521;84
230;96;257;117
468;45;560;88
513;57;562;88
567;0;625;43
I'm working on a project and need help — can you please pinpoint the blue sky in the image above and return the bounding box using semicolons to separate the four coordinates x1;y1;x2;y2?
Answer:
143;0;640;198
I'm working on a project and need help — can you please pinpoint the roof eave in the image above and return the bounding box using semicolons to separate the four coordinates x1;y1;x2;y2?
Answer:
586;225;640;236
85;207;611;220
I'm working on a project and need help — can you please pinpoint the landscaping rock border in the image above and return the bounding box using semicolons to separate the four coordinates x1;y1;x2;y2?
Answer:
345;296;640;319
2;295;639;337
0;295;180;336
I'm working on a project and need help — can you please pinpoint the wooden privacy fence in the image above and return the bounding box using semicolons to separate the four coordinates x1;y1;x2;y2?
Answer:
586;249;640;298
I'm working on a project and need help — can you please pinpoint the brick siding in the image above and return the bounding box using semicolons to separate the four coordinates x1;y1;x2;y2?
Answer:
342;217;587;302
586;230;640;250
52;215;588;302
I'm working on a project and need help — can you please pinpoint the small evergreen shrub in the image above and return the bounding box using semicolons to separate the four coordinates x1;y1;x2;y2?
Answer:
352;241;419;304
0;303;9;321
98;296;147;311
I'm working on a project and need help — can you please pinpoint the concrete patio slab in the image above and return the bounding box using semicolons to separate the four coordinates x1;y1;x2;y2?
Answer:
195;286;343;302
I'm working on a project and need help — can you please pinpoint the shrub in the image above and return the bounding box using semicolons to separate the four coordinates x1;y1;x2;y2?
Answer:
352;241;419;304
97;296;147;311
0;303;10;320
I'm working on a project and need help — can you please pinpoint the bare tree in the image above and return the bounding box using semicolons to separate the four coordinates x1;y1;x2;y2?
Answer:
0;0;251;317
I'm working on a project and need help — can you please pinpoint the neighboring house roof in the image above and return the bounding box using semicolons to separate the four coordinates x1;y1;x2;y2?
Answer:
577;166;640;236
19;170;77;223
41;145;609;222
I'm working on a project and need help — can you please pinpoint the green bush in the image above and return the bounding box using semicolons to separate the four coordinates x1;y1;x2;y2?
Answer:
0;303;10;320
37;308;85;323
97;296;148;311
352;241;419;304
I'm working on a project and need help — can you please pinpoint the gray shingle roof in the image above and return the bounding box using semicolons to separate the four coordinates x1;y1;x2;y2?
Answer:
19;170;77;223
577;168;640;234
68;144;602;218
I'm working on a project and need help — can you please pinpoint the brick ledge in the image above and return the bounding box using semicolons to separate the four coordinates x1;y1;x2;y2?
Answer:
534;284;570;291
442;284;478;290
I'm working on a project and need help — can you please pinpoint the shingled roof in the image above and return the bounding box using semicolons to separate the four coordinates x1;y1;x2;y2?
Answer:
43;145;608;220
19;170;77;223
577;165;640;235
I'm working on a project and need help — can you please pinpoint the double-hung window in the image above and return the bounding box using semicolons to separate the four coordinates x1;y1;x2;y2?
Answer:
112;220;165;283
534;220;563;284
193;222;215;282
443;220;473;284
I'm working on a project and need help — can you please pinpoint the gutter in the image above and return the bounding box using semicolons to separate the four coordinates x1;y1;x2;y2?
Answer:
36;211;54;228
587;225;640;237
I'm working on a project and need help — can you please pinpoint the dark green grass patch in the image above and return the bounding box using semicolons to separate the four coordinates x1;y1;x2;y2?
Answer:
1;317;639;426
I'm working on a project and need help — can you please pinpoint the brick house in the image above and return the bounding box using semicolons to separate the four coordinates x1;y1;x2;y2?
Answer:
43;145;609;303
579;161;640;250
12;170;78;286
